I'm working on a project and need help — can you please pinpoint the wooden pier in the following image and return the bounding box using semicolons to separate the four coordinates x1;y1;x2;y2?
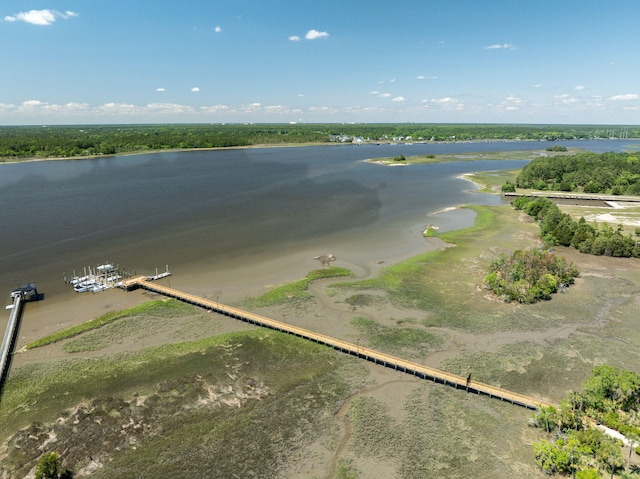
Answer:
123;277;553;411
0;292;25;385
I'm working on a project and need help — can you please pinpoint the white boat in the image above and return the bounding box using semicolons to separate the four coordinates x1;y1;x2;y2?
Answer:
74;282;94;293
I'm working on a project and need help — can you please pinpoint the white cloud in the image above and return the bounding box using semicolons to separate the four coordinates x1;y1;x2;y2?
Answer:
379;93;391;98
23;100;46;107
200;104;230;113
484;43;515;50
146;103;197;114
0;102;17;111
610;94;639;101
288;35;300;42
389;78;396;83
574;85;586;91
416;75;425;80
297;93;304;97
214;26;222;33
369;91;380;95
533;83;544;88
156;88;166;92
4;9;77;26
305;29;329;40
98;103;138;115
505;95;525;104
191;87;201;92
555;95;579;104
392;96;406;102
431;97;458;104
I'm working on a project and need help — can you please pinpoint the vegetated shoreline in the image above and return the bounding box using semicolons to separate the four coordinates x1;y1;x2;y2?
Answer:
0;137;587;165
0;141;338;164
365;146;585;166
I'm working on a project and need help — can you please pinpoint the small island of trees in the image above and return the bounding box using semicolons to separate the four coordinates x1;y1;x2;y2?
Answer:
484;248;579;303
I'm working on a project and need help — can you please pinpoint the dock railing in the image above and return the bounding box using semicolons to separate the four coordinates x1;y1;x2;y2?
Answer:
125;277;553;411
0;292;24;384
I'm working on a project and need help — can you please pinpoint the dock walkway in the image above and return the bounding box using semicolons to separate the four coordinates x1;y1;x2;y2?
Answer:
124;277;553;411
0;292;24;384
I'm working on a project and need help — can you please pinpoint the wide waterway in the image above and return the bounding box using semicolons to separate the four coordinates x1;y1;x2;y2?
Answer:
1;139;638;310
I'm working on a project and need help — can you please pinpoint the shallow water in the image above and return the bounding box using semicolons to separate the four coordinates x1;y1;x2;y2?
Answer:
0;139;637;304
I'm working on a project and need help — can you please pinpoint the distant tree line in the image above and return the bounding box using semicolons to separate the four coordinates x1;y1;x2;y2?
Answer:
531;365;640;478
516;151;640;195
0;124;329;159
512;196;640;258
484;248;579;303
1;123;638;160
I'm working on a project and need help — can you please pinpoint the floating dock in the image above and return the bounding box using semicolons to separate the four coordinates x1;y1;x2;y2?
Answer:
122;276;552;411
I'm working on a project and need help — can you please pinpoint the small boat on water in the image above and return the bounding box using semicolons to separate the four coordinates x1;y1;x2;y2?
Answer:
73;282;94;293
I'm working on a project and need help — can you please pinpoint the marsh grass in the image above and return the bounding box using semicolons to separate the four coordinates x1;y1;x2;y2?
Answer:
1;330;357;478
344;293;378;308
351;317;442;357
334;205;557;332
346;384;542;479
467;169;520;193
26;299;192;349
243;267;352;308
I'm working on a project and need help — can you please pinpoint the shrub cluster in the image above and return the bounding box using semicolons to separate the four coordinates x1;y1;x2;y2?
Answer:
484;248;578;303
513;196;640;257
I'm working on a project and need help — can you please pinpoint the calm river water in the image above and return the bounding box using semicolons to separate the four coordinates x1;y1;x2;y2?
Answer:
1;139;638;303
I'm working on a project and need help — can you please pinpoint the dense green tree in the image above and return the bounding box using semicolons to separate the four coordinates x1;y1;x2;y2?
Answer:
35;452;73;479
534;439;572;475
512;196;640;258
501;180;516;192
581;365;640;413
517;151;640;196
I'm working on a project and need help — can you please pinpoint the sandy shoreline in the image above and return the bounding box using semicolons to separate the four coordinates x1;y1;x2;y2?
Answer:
8;209;466;365
1;142;506;368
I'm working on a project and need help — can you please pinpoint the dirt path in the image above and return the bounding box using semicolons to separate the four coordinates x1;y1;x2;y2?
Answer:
326;378;415;478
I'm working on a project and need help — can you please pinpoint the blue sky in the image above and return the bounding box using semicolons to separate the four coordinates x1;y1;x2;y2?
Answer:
1;0;639;125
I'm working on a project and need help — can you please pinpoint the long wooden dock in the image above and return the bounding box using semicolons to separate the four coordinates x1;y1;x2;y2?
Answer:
0;292;24;384
123;277;553;411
